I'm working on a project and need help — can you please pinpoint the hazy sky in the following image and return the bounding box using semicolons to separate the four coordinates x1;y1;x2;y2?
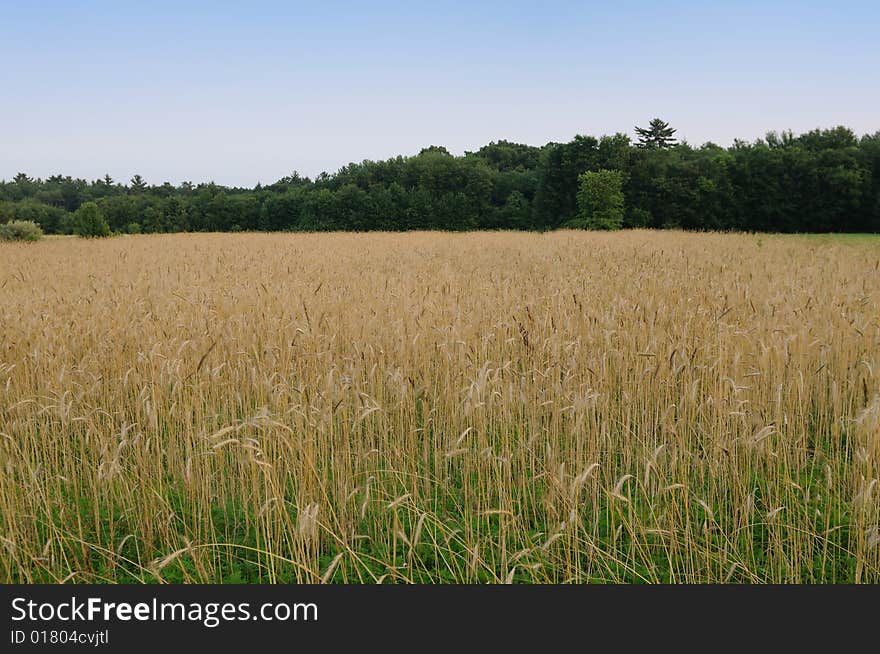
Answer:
2;1;878;187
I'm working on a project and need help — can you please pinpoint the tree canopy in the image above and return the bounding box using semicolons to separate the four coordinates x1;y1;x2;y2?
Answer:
1;123;877;235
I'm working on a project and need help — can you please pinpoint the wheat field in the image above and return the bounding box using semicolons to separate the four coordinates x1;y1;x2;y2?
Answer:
1;230;878;583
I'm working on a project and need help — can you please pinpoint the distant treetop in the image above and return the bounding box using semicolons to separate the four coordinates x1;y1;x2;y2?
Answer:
635;118;677;149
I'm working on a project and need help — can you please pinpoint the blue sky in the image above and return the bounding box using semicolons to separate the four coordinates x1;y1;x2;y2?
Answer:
1;1;877;186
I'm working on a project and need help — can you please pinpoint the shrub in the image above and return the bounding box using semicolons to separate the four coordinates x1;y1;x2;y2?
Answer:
127;222;142;234
72;202;111;238
0;220;43;242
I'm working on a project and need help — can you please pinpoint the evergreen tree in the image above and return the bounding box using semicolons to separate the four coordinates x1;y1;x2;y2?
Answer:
130;174;147;193
635;118;677;149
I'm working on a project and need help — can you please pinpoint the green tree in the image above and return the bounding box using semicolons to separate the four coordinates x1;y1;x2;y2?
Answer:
130;174;147;194
467;140;544;172
12;172;34;198
142;205;166;233
574;169;625;230
11;200;67;234
72;202;111;237
533;136;602;228
635;118;677;149
498;190;530;229
419;145;452;157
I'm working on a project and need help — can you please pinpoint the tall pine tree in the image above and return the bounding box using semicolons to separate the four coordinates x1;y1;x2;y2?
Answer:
635;118;677;149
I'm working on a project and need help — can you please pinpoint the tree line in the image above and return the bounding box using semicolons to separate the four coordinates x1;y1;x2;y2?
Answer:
2;122;878;235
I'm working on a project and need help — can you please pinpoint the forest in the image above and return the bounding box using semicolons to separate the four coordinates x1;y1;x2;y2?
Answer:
2;122;879;235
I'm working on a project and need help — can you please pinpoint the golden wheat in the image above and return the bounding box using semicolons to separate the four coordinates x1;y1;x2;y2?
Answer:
0;230;878;583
